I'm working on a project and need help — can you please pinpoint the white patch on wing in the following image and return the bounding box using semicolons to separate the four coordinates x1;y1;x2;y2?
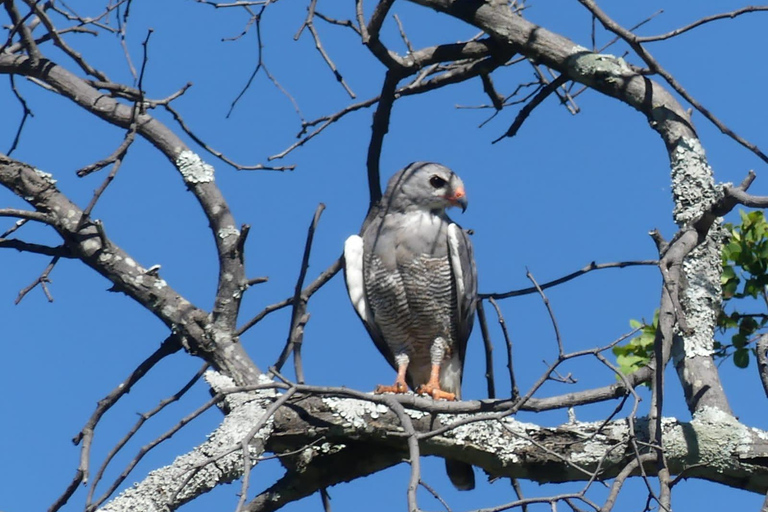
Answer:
447;223;465;318
344;235;368;321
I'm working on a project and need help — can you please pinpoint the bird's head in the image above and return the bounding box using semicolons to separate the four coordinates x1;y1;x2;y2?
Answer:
385;162;468;214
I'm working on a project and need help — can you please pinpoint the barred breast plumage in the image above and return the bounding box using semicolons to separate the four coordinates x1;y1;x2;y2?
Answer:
365;252;459;389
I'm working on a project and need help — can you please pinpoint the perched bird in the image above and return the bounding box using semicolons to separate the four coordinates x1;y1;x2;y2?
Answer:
343;162;478;490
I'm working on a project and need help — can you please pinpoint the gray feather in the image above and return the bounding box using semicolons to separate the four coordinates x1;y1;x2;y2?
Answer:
344;162;478;490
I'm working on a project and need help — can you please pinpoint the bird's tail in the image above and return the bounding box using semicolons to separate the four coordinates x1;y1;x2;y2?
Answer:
445;459;475;490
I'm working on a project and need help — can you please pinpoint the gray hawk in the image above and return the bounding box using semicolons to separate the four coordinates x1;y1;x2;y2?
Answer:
343;162;478;490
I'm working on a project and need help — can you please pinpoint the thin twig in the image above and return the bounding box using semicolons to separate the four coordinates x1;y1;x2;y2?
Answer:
488;297;518;399
296;0;356;98
381;395;421;512
601;453;657;512
393;14;414;55
367;70;400;205
476;299;496;399
420;480;452;512
493;74;569;143
22;0;109;81
273;204;326;380
0;218;28;238
0;239;70;257
165;104;294;171
101;381;284;507
638;7;768;42
234;387;299;512
50;337;182;512
15;255;60;304
7;75;34;155
86;361;204;510
237;257;341;336
481;260;658;300
320;488;332;512
579;0;768;165
510;478;528;512
527;268;564;357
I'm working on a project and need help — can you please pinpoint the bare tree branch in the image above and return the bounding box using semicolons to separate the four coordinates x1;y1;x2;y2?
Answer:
475;300;496;399
49;336;183;512
637;7;768;43
488;297;519;400
492;73;569;143
273;203;327;382
0;154;261;384
578;0;768;165
482;260;658;300
87;364;206;510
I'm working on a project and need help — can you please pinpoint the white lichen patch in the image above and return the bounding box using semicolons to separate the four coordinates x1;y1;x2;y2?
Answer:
682;407;747;469
82;238;101;253
437;415;542;466
670;137;719;224
153;279;168;289
404;407;428;420
294;441;347;472
679;236;724;358
218;226;239;240
321;397;390;429
176;150;215;184
668;137;723;359
101;371;278;511
755;428;768;442
567;52;632;84
33;168;57;184
315;441;346;456
205;370;277;409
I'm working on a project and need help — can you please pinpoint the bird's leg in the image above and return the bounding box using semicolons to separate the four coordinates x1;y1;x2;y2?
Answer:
375;353;410;394
417;337;456;401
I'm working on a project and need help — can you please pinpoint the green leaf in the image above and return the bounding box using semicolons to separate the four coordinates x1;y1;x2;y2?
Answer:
739;316;758;334
630;210;768;372
734;348;750;368
732;333;747;349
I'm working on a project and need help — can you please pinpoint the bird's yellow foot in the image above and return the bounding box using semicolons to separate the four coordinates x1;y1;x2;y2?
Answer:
416;383;456;401
375;380;409;394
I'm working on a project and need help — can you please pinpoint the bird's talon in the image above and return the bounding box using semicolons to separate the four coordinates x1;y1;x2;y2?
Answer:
416;384;456;401
375;382;409;395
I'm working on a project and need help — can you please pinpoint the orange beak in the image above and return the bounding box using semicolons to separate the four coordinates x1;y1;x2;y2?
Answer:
449;186;468;212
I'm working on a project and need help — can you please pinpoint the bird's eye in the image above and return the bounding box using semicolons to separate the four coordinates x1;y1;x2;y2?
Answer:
429;175;447;188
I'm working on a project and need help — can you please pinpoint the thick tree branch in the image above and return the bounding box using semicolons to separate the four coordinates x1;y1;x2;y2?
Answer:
0;155;261;385
0;52;251;366
103;379;768;511
98;372;278;512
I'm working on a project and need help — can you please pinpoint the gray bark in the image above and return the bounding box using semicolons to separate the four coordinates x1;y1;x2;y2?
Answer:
99;373;276;512
101;378;768;511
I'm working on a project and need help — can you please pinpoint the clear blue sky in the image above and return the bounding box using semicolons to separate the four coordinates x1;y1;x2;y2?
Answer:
1;1;767;511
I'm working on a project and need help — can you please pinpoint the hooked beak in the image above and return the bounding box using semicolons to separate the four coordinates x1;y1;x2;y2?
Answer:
448;186;468;213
